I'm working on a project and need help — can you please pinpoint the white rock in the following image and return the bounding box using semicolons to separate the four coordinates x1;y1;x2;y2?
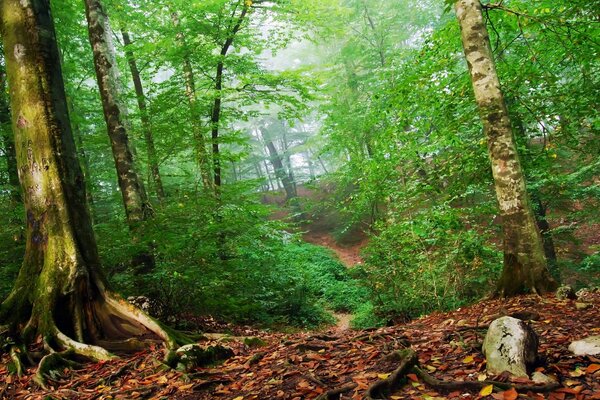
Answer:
568;336;600;356
483;316;538;378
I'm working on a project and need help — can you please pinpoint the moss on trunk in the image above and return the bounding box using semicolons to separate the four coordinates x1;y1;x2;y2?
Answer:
0;0;185;383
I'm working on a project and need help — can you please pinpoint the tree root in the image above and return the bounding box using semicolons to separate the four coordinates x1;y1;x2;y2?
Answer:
365;349;418;400
363;349;561;400
413;366;560;393
34;350;83;389
315;382;358;400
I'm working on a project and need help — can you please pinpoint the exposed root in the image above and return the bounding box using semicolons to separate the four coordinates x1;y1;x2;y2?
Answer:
34;350;83;389
316;382;358;400
9;345;27;377
363;348;561;399
365;349;418;400
413;365;560;393
55;329;114;361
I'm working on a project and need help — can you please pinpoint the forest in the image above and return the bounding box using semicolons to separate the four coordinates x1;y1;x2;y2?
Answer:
0;0;598;399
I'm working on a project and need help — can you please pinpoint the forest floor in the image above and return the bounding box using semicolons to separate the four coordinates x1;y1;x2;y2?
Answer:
1;292;599;400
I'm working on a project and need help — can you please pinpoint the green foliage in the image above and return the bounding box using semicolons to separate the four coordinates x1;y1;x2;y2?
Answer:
96;188;366;328
359;205;502;321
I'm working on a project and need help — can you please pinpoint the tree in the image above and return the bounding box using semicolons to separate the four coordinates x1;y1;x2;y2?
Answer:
454;0;557;296
0;53;20;202
84;0;152;227
0;0;179;379
122;30;165;201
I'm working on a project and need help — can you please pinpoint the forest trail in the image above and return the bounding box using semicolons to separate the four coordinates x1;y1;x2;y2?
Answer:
302;230;365;268
3;292;599;399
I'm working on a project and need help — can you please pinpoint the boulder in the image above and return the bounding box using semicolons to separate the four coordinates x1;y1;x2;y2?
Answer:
175;344;234;371
483;316;538;378
568;336;600;356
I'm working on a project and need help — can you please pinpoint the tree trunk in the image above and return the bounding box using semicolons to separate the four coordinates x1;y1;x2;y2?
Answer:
171;12;212;190
264;138;297;200
0;58;20;202
69;100;96;214
84;0;151;227
210;2;249;191
0;0;180;375
122;30;165;201
455;0;557;296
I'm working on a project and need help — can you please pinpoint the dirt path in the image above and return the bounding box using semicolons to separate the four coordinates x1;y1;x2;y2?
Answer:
302;231;364;267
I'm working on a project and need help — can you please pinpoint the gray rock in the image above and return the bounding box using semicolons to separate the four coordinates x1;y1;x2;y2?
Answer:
483;316;538;378
556;285;576;300
568;336;600;356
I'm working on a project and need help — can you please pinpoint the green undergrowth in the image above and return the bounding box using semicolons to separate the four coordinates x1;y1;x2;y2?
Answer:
94;191;369;329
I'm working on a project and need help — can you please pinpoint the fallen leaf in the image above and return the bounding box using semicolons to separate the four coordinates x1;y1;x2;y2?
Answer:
479;384;494;396
586;364;600;374
463;355;474;364
502;387;518;400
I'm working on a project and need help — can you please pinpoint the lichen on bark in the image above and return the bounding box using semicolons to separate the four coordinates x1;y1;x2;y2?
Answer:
455;0;557;296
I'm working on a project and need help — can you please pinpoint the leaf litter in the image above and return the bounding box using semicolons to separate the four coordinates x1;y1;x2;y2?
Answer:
0;292;598;399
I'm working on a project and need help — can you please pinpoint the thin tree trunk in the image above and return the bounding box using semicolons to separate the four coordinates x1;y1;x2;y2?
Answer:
263;159;277;190
172;13;212;190
0;0;179;372
121;30;165;201
84;0;151;228
455;0;557;296
306;153;316;180
281;129;297;195
68;100;95;212
210;2;249;191
264;138;297;200
0;58;20;202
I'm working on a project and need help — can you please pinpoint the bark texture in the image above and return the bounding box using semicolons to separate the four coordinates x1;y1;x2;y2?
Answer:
455;0;557;296
0;58;20;202
84;0;151;227
122;30;165;201
0;0;179;375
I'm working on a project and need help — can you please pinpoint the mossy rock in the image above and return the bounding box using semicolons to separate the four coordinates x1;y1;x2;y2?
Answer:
244;337;268;348
175;344;234;371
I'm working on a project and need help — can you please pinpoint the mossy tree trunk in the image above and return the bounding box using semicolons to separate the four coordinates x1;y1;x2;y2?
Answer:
455;0;557;296
0;55;20;202
83;0;151;228
121;30;165;201
0;0;180;376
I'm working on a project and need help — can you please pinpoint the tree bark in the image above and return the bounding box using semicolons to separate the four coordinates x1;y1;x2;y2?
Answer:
210;2;249;191
0;58;20;202
121;30;165;201
171;12;213;190
263;137;297;200
0;0;179;371
455;0;557;296
83;0;151;227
